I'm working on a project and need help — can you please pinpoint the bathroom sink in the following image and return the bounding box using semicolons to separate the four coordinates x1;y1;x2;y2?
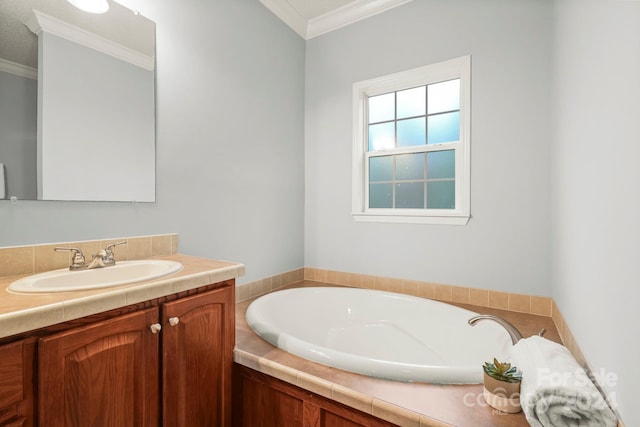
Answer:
7;260;183;293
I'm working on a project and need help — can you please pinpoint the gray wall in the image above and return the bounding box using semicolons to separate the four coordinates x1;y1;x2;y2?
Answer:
0;0;306;284
304;0;554;295
552;0;640;424
0;70;37;199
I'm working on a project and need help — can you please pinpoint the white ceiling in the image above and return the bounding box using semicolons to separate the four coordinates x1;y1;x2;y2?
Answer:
259;0;414;39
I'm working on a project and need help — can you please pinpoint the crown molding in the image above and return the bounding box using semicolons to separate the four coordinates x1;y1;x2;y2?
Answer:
0;58;37;80
25;9;154;71
307;0;414;39
258;0;308;38
259;0;414;40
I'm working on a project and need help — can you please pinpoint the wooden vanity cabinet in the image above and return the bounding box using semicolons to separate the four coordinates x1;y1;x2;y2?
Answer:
33;280;234;427
233;365;399;427
162;284;234;426
0;339;35;427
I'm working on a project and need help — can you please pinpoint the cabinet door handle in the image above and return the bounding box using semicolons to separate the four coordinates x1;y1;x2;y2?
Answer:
150;323;162;334
168;317;180;326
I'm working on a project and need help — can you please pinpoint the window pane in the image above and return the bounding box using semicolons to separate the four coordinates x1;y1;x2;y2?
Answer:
368;122;395;151
397;117;426;148
369;156;393;182
427;150;455;179
396;182;424;208
427;111;460;144
428;79;460;114
368;93;395;124
369;183;393;208
396;153;424;180
397;86;425;119
427;181;455;209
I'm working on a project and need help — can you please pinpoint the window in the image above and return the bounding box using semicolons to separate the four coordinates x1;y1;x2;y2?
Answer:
352;56;470;225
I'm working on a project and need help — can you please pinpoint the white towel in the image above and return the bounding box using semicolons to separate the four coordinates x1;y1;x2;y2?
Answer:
0;163;5;199
510;336;616;427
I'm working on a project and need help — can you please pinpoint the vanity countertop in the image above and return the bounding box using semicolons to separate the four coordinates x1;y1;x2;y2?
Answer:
0;254;245;340
235;281;562;427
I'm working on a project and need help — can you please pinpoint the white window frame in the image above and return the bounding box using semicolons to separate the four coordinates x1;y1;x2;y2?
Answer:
351;55;471;225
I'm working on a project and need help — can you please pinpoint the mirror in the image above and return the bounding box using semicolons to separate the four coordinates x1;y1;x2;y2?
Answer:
0;0;156;202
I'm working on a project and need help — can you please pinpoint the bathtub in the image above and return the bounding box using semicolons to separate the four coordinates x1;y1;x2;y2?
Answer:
246;287;512;384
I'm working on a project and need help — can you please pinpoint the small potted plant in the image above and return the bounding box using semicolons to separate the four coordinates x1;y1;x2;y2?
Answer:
482;358;522;413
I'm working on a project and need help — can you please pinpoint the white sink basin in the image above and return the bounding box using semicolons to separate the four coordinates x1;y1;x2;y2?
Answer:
8;260;183;293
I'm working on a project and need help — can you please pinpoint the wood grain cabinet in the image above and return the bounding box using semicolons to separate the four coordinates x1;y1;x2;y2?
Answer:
233;365;398;427
1;280;234;427
0;339;35;427
38;308;160;427
162;285;234;427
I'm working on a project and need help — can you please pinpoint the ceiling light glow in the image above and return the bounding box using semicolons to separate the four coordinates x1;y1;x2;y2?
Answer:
66;0;109;14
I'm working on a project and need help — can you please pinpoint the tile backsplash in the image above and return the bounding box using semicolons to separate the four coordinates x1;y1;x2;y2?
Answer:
0;234;178;278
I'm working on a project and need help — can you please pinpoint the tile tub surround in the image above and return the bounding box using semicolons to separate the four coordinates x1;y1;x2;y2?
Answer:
0;252;245;340
235;281;562;427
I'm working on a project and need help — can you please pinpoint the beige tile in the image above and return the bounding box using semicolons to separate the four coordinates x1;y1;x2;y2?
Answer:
151;235;173;256
361;275;376;290
0;246;33;277
469;288;489;307
336;271;350;286
249;280;262;298
402;279;419;296
488;291;509;310
451;286;469;304
331;384;373;416
237;284;251;302
417;282;434;299
233;350;261;371
170;234;179;254
272;274;283;290
372;398;420;427
348;273;363;288
63;292;128;321
508;293;531;313
388;277;403;293
316;269;328;283
530;296;552;317
282;271;293;287
374;276;392;291
420;415;456;427
304;267;316;281
296;372;333;399
326;270;337;284
126;237;152;260
433;284;452;301
34;243;71;273
258;359;299;385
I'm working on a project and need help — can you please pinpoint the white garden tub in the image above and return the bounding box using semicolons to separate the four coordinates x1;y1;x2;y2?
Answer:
246;287;512;384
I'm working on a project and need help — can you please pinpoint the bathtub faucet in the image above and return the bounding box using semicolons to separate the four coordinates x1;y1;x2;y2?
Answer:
467;315;523;345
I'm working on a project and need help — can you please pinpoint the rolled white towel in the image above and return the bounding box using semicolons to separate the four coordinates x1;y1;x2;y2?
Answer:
510;335;616;427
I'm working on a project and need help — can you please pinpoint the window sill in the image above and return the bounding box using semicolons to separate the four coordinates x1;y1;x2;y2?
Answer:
352;212;470;225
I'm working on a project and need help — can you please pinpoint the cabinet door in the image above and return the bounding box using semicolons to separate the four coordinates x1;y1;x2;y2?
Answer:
38;308;159;427
0;338;34;427
162;285;234;427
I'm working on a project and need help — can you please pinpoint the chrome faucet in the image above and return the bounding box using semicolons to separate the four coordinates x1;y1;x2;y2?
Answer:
55;241;127;271
54;247;87;271
102;241;127;266
468;314;524;345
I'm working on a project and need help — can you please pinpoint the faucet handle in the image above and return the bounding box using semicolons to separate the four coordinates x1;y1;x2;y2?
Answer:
104;241;127;263
54;247;86;270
